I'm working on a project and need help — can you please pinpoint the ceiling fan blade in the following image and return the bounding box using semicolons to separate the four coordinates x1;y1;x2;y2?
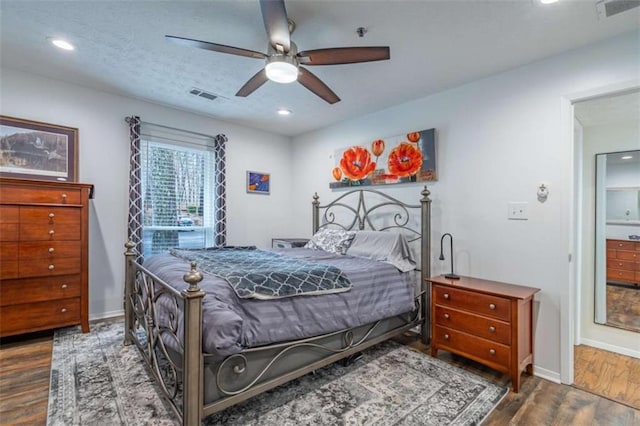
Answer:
259;0;291;53
298;46;390;65
165;35;266;59
298;67;340;104
236;68;269;97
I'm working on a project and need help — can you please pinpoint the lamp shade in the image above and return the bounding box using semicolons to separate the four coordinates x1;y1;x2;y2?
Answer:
265;57;298;83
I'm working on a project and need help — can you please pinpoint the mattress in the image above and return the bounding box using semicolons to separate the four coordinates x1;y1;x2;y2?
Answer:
144;248;416;359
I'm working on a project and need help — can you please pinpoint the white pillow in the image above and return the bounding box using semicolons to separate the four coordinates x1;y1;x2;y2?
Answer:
304;228;356;255
346;230;417;272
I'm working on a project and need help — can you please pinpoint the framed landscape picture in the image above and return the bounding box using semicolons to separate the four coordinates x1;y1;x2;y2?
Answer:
0;115;78;182
246;171;270;194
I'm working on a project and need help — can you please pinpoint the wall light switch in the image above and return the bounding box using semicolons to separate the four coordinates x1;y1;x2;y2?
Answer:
508;202;528;220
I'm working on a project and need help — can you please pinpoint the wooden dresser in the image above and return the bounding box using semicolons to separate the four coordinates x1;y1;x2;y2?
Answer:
606;239;640;286
428;275;540;392
0;177;93;337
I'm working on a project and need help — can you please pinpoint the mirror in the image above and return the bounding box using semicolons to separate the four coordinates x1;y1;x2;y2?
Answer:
594;150;640;332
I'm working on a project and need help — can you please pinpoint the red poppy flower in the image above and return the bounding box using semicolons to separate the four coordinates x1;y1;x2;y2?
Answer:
388;142;423;177
407;132;421;143
371;139;385;157
340;146;376;181
332;166;342;181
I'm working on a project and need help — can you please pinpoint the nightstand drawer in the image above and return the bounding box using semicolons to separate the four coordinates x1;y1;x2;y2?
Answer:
434;305;511;345
272;238;309;248
434;285;511;321
434;325;510;371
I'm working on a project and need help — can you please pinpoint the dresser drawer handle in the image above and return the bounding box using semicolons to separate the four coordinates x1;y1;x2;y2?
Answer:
443;293;449;299
61;284;68;289
489;303;496;310
48;264;55;270
489;326;496;333
618;243;623;247
489;349;496;355
444;334;449;340
444;313;450;319
49;230;55;236
61;193;67;200
49;212;55;218
60;308;67;313
49;247;55;254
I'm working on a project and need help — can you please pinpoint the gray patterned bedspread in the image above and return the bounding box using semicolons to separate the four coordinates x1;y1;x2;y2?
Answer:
169;247;352;300
145;248;416;359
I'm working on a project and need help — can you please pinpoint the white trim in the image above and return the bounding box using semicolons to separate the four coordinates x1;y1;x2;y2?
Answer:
89;309;124;321
594;155;608;324
579;338;640;359
533;366;561;384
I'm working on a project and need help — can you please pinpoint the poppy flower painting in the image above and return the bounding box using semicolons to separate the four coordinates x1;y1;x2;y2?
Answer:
330;128;436;189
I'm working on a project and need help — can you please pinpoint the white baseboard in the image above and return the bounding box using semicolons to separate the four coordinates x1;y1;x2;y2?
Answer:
89;309;124;321
579;338;640;359
533;366;561;384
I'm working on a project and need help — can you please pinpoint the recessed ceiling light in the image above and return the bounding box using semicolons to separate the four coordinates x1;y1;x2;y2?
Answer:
540;0;559;4
49;38;75;51
621;155;633;160
277;109;292;116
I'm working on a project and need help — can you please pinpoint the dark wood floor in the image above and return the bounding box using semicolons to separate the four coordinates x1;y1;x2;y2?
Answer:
0;329;638;425
606;284;640;332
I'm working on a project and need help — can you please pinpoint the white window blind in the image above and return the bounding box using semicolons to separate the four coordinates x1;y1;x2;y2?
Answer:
140;124;216;257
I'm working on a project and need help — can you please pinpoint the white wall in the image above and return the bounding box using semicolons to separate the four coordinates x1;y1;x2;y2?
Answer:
581;120;640;356
290;32;640;379
0;68;293;319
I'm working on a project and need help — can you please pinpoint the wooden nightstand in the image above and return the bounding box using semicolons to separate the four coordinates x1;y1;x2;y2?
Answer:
271;238;309;249
428;275;540;392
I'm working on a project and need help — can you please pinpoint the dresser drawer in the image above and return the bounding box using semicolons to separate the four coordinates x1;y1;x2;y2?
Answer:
20;206;80;224
19;257;81;278
0;297;80;337
607;269;636;282
434;305;511;345
607;240;636;251
0;274;81;306
616;250;639;262
0;207;19;241
0;186;81;204
434;285;511;321
607;258;636;271
19;241;80;259
0;242;19;279
19;223;80;241
434;325;510;371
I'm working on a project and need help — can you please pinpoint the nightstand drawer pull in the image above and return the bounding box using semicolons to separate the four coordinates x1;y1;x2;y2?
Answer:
61;193;67;200
443;293;449;299
489;326;496;333
49;230;55;236
49;247;55;253
61;284;68;289
489;303;496;310
444;334;450;340
49;213;55;218
444;313;450;319
60;308;67;313
489;349;496;355
48;264;55;270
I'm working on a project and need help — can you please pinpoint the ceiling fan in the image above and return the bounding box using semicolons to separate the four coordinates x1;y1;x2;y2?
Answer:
165;0;390;104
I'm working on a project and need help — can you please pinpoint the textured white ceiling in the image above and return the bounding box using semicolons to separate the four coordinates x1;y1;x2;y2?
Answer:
1;0;639;136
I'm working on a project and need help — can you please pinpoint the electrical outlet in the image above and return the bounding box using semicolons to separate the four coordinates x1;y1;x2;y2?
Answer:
508;202;528;220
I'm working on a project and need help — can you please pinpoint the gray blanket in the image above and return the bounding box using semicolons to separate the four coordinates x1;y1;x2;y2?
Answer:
169;247;352;300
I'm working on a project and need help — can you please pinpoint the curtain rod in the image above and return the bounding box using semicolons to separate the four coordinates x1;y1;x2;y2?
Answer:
124;116;219;140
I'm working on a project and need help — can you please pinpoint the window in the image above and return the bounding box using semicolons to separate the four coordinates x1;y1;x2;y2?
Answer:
140;127;217;257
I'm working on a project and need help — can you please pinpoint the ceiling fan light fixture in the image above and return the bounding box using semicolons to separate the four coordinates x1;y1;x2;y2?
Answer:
265;56;298;83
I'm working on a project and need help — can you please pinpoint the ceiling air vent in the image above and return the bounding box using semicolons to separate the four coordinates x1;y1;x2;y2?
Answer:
596;0;640;18
189;88;218;101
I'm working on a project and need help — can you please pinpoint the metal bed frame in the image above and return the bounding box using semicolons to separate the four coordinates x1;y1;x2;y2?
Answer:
123;186;432;425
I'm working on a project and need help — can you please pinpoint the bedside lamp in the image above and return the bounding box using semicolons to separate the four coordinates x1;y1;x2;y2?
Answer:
439;233;460;280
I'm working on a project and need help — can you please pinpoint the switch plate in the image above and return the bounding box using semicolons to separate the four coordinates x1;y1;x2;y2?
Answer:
508;202;528;220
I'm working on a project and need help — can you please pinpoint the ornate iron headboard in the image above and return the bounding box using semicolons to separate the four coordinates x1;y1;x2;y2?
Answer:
312;186;432;342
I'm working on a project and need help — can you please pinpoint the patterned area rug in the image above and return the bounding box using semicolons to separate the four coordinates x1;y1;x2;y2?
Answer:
47;320;508;425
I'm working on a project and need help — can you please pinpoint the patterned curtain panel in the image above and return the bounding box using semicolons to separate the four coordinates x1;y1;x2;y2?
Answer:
126;116;144;263
214;134;228;246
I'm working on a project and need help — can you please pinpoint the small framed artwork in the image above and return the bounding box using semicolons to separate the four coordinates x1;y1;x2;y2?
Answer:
247;171;270;194
0;115;78;182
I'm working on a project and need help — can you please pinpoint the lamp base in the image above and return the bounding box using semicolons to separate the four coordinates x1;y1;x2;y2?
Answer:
444;273;461;280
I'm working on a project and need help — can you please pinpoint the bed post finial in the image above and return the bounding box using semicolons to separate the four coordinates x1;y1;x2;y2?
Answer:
421;185;431;200
184;261;204;292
